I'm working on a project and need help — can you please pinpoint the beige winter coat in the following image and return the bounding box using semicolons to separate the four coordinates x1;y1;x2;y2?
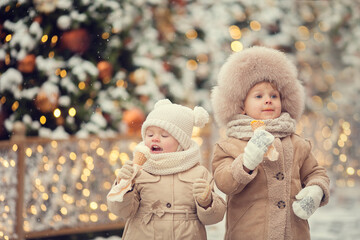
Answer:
107;164;226;240
212;134;330;240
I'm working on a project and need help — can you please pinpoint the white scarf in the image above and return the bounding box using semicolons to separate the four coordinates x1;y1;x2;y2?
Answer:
226;112;296;140
137;141;201;175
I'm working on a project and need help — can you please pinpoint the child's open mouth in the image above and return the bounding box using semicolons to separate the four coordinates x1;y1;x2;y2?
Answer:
151;145;163;153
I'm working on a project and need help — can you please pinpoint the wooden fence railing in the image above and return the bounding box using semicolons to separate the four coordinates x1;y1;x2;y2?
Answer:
0;123;213;240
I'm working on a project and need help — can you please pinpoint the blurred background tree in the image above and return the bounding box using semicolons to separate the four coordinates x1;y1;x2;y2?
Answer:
1;0;359;186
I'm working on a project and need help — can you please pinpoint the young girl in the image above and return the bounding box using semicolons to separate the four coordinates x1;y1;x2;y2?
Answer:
107;99;226;240
210;46;330;240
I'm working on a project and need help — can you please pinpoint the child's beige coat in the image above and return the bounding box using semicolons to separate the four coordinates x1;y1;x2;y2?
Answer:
108;164;226;240
212;134;330;240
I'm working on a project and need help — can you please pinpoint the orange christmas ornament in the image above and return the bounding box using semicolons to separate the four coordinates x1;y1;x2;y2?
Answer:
18;54;36;73
35;90;59;113
122;108;146;135
97;61;113;83
60;29;90;54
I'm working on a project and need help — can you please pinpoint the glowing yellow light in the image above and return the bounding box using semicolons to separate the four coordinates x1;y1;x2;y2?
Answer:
0;96;6;104
90;213;98;222
229;25;242;39
100;204;108;211
185;29;198;39
60;70;67;78
55;68;61;75
51;140;58;149
41;35;48;43
25;148;32;157
76;182;83;190
119;153;130;165
11;101;19;111
49;51;55;58
96;147;105;156
346;167;355;175
51;35;58;44
68;107;76;117
53;108;61;118
339;154;347;162
78;82;86;90
102;32;110;39
83;168;91;176
295;41;306;51
82;188;90;197
298;26;310;39
231;41;243;52
37;145;43;153
69;152;77;160
340;133;348;142
40;115;47;125
342;121;350;130
186;59;198;71
60;207;68;215
103;181;112;190
41;204;47;211
12;144;18;152
42;193;49;200
250;21;261;31
90;202;98;210
30;205;37;215
109;212;118;221
5;34;12;42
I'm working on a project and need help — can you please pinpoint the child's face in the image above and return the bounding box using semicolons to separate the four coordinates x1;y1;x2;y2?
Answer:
243;82;282;120
144;126;180;154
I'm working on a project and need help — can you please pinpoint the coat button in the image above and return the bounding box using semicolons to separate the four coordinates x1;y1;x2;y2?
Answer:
166;203;171;208
277;200;286;209
275;172;284;180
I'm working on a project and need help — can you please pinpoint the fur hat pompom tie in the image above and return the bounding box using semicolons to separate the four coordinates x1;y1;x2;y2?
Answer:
141;99;210;150
193;106;209;128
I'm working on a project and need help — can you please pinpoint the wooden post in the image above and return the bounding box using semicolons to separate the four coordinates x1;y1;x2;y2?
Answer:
11;122;26;240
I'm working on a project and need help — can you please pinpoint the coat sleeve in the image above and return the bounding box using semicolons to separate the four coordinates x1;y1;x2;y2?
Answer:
297;137;330;206
212;142;256;195
107;181;140;220
196;169;227;225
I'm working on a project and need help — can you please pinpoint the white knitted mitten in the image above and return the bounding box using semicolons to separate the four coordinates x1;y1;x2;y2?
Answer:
116;160;134;182
243;129;274;170
193;178;212;207
292;185;323;220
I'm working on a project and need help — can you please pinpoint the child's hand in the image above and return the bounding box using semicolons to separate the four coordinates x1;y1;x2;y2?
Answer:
292;185;323;220
243;129;274;170
193;178;212;208
116;160;135;182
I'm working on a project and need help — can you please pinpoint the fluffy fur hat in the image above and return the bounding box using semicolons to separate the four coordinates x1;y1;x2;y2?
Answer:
211;46;305;127
141;99;209;150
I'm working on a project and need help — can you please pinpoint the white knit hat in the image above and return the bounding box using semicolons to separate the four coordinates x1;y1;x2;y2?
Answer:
141;99;209;150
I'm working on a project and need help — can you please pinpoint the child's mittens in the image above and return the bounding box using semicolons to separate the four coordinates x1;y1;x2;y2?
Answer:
243;129;275;170
292;185;323;220
193;178;212;208
116;160;135;182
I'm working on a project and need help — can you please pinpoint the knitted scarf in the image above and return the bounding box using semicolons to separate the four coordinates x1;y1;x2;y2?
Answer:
137;141;201;175
226;112;296;140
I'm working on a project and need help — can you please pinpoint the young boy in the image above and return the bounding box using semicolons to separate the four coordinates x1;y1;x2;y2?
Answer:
107;99;226;240
211;46;330;240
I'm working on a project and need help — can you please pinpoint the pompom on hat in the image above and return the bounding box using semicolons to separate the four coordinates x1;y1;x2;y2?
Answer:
141;99;209;150
211;46;305;127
